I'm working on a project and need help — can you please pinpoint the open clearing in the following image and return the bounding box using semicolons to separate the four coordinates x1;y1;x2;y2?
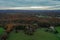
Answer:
0;26;60;40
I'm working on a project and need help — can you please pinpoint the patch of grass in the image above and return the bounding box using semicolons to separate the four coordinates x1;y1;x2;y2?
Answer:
0;26;60;40
54;27;60;40
0;27;4;35
7;27;60;40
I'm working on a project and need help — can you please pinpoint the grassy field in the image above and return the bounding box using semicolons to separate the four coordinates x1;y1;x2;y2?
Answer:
0;27;60;40
0;27;4;35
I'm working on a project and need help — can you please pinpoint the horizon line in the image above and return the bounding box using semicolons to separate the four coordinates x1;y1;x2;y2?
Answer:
0;6;60;10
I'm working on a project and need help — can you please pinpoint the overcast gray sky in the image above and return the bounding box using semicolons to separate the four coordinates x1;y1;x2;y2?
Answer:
0;0;60;10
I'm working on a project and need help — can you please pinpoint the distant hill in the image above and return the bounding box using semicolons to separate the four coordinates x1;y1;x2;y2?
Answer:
0;10;60;13
0;10;60;17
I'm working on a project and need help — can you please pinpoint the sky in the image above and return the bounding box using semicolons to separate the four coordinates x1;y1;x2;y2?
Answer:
0;0;60;10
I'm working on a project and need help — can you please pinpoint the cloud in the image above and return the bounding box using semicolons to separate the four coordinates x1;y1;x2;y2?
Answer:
0;0;60;10
0;6;59;10
53;0;60;1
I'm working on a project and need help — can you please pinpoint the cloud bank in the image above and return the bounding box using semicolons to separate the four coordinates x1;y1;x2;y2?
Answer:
0;0;60;10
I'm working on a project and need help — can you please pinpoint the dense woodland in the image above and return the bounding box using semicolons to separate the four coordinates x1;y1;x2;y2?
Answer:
0;12;60;26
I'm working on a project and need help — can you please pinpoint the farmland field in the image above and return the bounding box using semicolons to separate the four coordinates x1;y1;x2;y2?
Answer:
0;26;60;40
